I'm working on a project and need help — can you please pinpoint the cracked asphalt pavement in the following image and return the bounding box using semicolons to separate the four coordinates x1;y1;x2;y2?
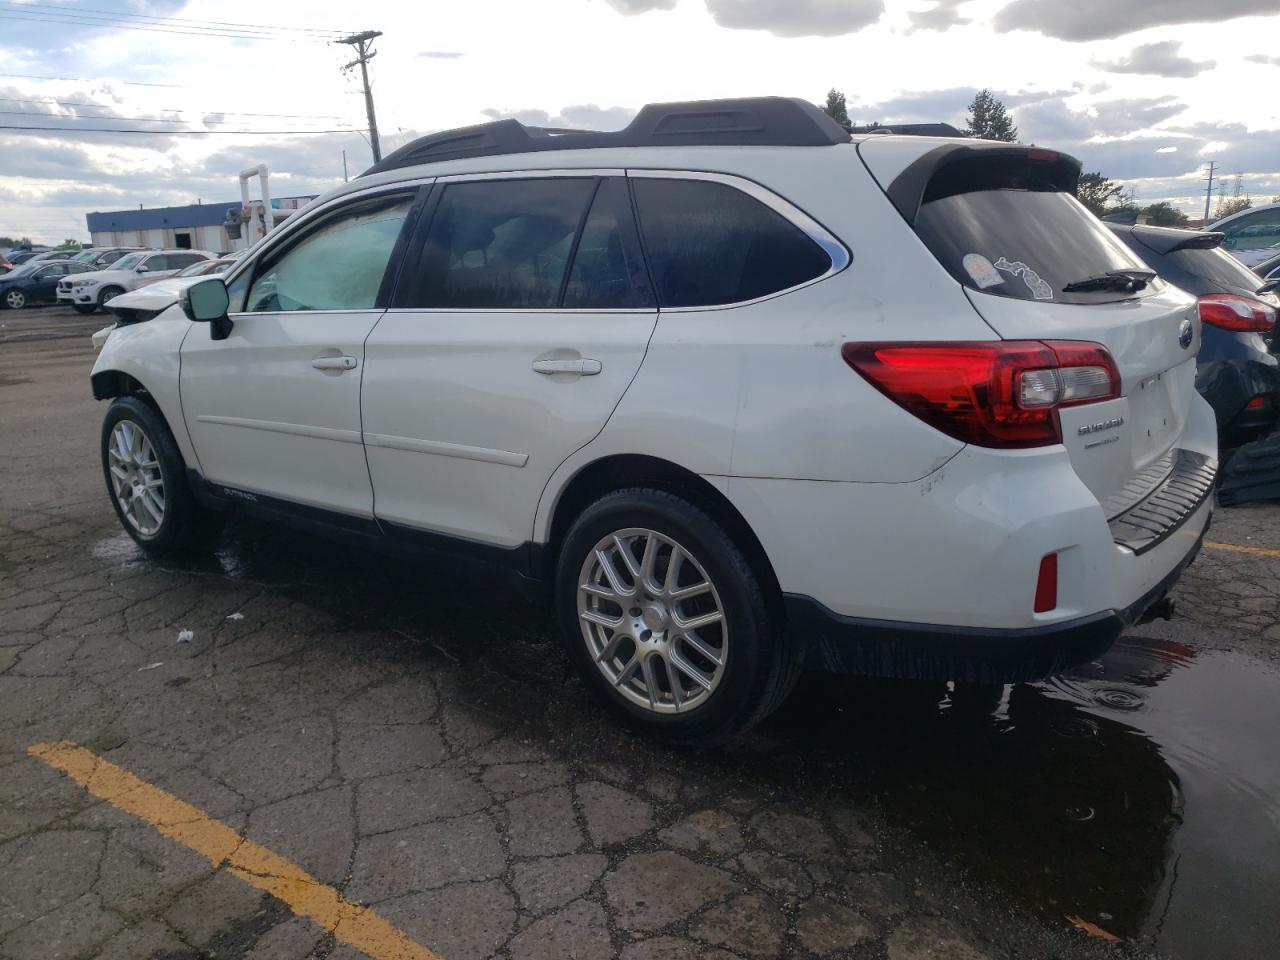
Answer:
3;309;1279;959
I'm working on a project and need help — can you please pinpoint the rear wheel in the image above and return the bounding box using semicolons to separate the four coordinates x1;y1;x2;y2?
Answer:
73;303;97;315
97;286;124;308
101;396;224;556
556;487;800;745
3;288;24;309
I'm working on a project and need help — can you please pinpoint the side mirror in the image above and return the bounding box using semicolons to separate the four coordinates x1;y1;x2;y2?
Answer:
181;278;234;340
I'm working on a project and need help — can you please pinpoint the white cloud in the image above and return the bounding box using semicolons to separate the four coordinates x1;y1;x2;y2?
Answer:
704;0;884;37
995;0;1277;42
1094;41;1215;79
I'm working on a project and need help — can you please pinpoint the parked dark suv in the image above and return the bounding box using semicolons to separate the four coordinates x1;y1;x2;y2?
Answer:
1107;223;1280;446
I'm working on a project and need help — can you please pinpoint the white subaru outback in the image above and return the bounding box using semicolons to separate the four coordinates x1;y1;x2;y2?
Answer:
92;98;1216;743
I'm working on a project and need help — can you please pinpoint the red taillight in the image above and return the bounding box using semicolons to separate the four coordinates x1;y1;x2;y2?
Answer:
1247;396;1267;410
1198;294;1277;333
841;340;1120;448
1034;553;1058;613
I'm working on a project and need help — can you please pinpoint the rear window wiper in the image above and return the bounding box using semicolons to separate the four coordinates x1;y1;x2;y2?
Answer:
1062;269;1156;293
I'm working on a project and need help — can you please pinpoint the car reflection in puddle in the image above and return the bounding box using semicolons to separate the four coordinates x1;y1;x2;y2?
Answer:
768;635;1280;960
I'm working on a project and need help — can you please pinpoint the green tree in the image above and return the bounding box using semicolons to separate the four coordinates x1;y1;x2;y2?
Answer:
1213;196;1252;219
1140;201;1189;227
0;235;32;248
821;88;849;126
56;238;81;251
1077;172;1126;217
965;89;1017;142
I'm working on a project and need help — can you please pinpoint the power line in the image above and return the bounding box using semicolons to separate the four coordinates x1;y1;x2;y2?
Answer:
0;1;351;35
0;124;358;135
0;72;183;88
0;95;350;121
0;110;357;132
0;11;341;42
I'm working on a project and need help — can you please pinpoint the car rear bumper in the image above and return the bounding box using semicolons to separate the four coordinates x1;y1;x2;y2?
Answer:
786;523;1206;682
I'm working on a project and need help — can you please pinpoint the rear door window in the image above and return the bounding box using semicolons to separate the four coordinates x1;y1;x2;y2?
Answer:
408;178;595;309
632;178;831;307
562;178;654;309
913;158;1155;304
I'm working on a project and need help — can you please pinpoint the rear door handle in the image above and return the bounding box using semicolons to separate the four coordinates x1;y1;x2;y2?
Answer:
312;356;357;371
532;358;602;376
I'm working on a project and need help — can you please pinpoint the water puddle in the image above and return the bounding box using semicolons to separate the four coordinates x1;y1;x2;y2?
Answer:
769;636;1280;959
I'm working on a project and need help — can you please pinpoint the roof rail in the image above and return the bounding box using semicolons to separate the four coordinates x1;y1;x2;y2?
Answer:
361;97;851;176
847;122;967;138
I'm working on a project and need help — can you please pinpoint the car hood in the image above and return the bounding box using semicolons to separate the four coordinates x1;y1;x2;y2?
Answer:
105;275;205;312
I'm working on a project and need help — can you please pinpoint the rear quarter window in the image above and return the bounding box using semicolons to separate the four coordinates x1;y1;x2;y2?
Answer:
632;177;832;308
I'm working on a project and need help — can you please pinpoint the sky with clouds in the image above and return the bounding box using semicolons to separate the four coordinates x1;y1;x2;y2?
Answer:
2;0;1278;244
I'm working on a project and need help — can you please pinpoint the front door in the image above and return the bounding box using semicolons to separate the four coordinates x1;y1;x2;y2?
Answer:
362;175;657;548
181;189;419;518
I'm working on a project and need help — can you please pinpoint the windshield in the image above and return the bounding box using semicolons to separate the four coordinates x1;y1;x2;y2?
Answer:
5;264;36;278
112;253;146;271
913;167;1155;305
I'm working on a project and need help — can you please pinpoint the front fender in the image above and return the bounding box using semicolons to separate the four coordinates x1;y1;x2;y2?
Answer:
91;306;201;472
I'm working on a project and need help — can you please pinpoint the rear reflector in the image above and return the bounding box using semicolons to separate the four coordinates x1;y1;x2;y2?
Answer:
1198;294;1277;333
841;340;1120;448
1034;553;1058;613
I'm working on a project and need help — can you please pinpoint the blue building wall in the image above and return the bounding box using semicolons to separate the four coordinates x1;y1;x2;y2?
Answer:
86;196;316;234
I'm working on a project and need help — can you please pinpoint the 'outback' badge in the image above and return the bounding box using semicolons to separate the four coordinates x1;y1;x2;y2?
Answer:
1179;317;1194;349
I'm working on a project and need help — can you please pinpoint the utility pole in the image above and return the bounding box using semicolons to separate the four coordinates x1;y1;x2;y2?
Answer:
1202;160;1217;224
338;30;383;164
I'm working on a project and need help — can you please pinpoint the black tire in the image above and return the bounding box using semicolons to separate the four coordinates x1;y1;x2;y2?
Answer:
555;487;800;746
98;286;124;308
101;396;224;556
2;288;24;310
73;303;98;315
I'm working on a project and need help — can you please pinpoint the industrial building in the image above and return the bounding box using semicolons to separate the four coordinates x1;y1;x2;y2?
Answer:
85;196;315;252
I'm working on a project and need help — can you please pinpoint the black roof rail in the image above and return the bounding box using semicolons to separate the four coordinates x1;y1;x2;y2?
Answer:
361;97;851;176
847;122;967;138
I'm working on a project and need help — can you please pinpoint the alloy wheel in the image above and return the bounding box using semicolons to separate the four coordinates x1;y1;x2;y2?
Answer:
107;419;166;537
577;527;728;714
4;289;23;309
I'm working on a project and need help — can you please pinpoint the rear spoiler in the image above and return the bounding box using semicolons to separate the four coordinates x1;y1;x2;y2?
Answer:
882;143;1082;226
1128;226;1225;256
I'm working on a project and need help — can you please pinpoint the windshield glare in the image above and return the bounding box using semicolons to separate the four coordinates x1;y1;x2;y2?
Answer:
112;254;145;271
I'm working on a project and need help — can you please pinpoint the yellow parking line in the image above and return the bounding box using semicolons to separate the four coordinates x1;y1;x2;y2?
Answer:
27;741;442;960
1205;541;1280;559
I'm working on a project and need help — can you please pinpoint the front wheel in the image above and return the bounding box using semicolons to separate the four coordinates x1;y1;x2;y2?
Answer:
556;487;800;745
73;303;97;315
97;286;124;308
101;396;224;556
3;288;24;309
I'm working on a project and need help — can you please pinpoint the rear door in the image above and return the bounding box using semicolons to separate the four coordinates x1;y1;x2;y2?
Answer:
865;142;1201;512
181;189;419;517
362;174;657;548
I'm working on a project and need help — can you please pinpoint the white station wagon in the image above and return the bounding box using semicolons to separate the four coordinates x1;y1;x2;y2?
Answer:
92;98;1216;743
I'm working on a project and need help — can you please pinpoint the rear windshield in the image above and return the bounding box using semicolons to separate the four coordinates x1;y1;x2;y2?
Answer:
914;170;1155;305
1164;246;1267;294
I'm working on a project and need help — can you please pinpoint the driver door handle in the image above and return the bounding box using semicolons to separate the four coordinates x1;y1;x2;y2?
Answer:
312;356;357;371
532;358;602;376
